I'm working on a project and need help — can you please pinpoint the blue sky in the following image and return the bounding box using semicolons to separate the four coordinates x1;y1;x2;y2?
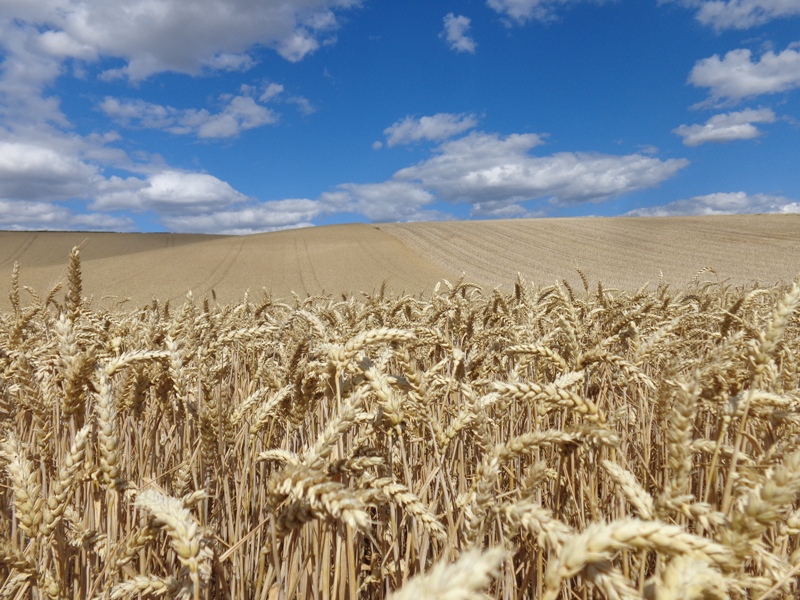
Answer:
1;0;799;233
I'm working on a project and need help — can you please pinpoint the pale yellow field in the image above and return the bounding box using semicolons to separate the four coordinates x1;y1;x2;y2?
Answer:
380;214;800;290
2;215;800;599
1;214;798;308
0;224;454;309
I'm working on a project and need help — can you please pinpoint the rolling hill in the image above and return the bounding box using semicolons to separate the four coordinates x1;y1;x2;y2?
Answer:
1;214;798;309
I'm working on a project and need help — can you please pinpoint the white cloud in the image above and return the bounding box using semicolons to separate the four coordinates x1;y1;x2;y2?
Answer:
36;30;98;60
154;180;444;233
161;199;323;234
382;113;479;147
252;81;315;114
487;0;613;24
201;53;257;72
393;131;688;209
698;0;800;29
0;141;98;200
637;144;660;156
0;21;71;127
470;201;545;218
663;0;800;30
0;200;133;231
1;0;363;81
100;94;278;139
92;171;248;214
321;181;442;222
626;191;800;216
0;2;349;234
673;108;776;145
260;83;285;102
0;133;267;232
441;13;477;54
0;121;263;232
690;44;800;102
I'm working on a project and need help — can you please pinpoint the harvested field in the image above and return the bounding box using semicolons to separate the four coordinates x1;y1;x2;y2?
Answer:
1;214;798;310
380;214;800;290
0;224;456;310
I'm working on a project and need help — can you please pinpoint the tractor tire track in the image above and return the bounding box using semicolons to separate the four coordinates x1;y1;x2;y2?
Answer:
169;237;246;302
0;233;38;268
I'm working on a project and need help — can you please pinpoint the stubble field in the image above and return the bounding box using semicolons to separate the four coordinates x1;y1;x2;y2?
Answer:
1;215;800;599
1;214;799;309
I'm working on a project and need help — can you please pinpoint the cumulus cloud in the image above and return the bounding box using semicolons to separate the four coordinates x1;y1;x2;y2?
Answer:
201;53;257;72
469;201;545;218
1;0;362;81
663;0;800;30
190;125;686;230
92;171;249;214
0;21;72;127
673;108;776;145
36;30;98;60
487;0;614;24
0;141;99;200
441;13;477;53
155;180;444;233
626;191;800;216
690;44;800;102
100;94;278;139
0;1;354;233
393;131;688;209
161;199;323;234
0;121;262;231
320;181;442;222
0;0;696;233
381;113;479;147
260;83;285;102
0;200;133;231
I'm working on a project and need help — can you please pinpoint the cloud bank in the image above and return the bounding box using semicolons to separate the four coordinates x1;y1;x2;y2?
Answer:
394;132;689;213
0;0;363;81
627;191;800;216
149;126;690;234
0;0;360;231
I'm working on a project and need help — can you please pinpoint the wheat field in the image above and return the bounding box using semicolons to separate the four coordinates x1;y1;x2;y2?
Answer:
2;235;800;599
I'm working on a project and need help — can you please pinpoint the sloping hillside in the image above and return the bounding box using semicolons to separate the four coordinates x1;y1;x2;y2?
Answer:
381;214;800;290
1;214;798;309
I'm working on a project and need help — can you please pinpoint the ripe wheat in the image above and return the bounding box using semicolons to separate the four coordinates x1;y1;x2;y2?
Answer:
0;251;799;599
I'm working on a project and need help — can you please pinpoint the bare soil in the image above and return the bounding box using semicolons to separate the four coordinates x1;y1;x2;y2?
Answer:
1;214;798;309
380;214;800;290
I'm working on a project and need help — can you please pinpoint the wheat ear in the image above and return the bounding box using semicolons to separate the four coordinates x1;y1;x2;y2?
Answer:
135;489;205;600
542;518;737;600
648;555;728;600
387;546;506;600
41;425;90;536
96;369;121;487
1;432;43;539
109;575;182;599
328;328;416;371
370;477;447;542
601;459;654;520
